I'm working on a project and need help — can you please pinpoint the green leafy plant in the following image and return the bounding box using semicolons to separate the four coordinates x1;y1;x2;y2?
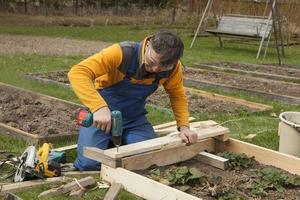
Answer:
217;151;255;170
251;168;300;196
150;166;206;186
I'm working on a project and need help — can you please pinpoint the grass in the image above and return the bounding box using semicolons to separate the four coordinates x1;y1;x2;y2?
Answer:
0;24;299;199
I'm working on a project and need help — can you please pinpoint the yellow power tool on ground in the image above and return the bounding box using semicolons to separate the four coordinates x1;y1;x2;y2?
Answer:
14;143;62;182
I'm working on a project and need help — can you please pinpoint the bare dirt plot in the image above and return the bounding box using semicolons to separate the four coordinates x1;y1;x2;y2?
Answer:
184;68;300;98
0;84;80;137
196;62;300;79
25;71;261;115
0;34;110;56
136;153;300;200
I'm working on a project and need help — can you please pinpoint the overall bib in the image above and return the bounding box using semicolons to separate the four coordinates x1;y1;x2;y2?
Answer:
74;43;164;171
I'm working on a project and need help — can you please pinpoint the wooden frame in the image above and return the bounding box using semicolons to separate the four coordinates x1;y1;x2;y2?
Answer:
0;82;82;144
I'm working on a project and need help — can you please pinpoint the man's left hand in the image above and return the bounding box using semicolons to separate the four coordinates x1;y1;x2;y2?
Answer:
179;126;198;144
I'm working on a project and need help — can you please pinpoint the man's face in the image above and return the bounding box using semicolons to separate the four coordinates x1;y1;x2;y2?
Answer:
144;44;174;73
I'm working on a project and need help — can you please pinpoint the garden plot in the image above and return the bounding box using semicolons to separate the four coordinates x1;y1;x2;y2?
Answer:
135;152;300;200
193;62;300;83
0;82;81;144
25;71;271;115
184;68;300;104
86;121;300;200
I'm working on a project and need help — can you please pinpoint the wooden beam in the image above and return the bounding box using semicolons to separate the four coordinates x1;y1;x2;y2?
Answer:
224;138;300;175
153;117;195;130
101;165;201;200
61;171;99;177
84;147;120;168
197;152;228;170
38;176;95;198
0;177;70;193
104;126;229;159
104;183;123;200
53;144;77;152
121;138;215;170
155;120;218;135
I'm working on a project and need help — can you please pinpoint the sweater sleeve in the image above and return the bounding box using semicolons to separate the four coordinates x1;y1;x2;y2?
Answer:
163;62;189;128
68;44;122;113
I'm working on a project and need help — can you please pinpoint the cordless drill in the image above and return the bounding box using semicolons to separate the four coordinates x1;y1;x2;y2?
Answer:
76;109;123;151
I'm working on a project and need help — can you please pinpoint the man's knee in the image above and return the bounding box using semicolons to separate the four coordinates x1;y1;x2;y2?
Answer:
74;157;100;171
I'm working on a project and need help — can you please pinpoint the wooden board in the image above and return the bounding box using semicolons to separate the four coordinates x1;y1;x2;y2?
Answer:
121;138;215;170
155;120;218;135
197;152;228;170
193;63;300;83
0;177;70;193
184;77;300;104
223;138;300;175
104;183;123;200
101;165;201;200
185;87;272;111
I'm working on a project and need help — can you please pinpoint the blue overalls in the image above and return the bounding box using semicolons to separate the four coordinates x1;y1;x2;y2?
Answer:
74;43;163;171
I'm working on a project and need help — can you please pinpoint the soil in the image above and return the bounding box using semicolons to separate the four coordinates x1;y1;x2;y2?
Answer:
198;62;300;78
0;86;80;136
0;34;110;56
185;68;300;98
26;71;253;115
137;154;300;200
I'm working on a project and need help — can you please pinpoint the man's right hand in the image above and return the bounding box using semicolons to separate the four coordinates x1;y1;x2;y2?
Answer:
93;107;112;133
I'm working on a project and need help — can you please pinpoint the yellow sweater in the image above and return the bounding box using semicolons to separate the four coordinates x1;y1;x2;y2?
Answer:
68;38;189;128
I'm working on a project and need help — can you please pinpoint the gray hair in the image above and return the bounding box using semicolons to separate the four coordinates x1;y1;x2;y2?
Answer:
150;30;184;67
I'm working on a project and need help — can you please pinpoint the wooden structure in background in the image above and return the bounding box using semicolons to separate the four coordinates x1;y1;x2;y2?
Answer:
190;0;284;64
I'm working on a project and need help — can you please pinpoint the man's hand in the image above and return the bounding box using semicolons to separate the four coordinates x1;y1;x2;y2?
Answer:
179;126;198;144
93;107;111;133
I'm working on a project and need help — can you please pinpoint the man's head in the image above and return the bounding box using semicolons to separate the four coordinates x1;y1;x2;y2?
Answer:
144;30;184;73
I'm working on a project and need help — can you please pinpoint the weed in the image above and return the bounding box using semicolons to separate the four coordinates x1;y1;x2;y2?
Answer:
217;152;256;170
251;168;300;196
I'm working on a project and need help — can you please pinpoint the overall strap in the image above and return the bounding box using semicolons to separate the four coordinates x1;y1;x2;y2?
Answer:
118;41;137;77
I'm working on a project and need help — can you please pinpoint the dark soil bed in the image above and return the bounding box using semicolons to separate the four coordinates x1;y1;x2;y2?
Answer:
0;85;80;136
185;68;300;98
148;88;251;115
136;153;300;200
26;71;255;115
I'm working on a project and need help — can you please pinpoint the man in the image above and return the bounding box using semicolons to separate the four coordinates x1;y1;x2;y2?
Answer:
68;30;198;171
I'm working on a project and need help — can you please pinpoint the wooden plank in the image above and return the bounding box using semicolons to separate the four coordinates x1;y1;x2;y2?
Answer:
184;78;300;104
101;165;201;200
155;120;218;135
104;126;229;159
103;183;123;200
84;147;120;168
224;138;300;175
38;176;95;198
185;87;272;111
121;138;215;170
61;171;99;177
193;63;300;83
53;144;77;152
197;152;228;170
0;177;70;193
153;117;195;130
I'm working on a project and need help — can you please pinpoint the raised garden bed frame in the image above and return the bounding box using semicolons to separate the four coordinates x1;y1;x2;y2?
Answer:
84;120;300;200
184;68;300;104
